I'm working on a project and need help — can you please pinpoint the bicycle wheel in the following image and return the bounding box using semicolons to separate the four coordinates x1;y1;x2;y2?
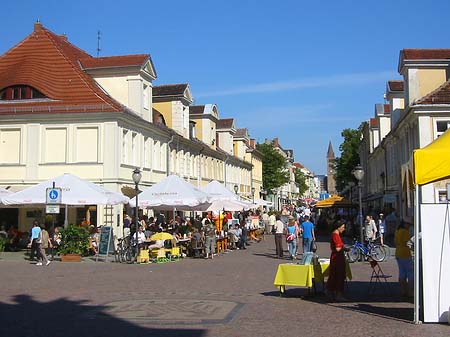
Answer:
347;246;360;263
370;245;386;262
382;244;391;261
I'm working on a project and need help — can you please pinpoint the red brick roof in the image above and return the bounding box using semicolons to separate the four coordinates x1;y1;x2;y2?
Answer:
80;54;149;69
0;23;123;114
153;84;188;97
216;118;234;129
387;80;404;92
293;162;304;169
415;80;450;105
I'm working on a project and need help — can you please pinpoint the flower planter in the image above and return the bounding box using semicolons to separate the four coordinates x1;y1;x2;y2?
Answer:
61;254;82;262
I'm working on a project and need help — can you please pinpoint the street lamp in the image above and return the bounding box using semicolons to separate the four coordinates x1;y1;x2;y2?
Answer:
251;186;255;204
352;164;364;244
132;168;142;262
234;184;239;194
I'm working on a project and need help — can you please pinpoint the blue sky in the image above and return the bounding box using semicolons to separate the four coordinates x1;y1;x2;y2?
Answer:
1;0;450;174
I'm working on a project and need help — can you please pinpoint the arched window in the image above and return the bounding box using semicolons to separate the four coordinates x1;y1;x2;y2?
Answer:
0;85;46;101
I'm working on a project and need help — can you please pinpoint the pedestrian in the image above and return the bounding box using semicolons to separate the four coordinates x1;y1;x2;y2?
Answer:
268;211;276;234
395;220;413;297
28;220;40;261
274;215;285;258
40;224;53;258
203;213;216;259
378;213;386;245
326;221;347;301
364;215;377;242
300;215;316;254
286;216;299;260
262;211;270;235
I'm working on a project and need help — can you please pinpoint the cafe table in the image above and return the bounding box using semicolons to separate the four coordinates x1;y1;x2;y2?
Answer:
273;259;352;295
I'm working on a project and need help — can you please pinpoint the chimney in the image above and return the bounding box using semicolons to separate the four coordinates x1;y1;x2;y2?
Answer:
59;33;68;41
189;120;196;139
34;19;42;32
250;138;255;149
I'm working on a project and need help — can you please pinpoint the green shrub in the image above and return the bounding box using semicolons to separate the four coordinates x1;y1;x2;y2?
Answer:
0;237;6;253
58;224;89;256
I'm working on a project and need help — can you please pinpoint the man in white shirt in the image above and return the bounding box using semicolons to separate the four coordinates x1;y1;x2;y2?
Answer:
274;215;285;258
262;211;270;234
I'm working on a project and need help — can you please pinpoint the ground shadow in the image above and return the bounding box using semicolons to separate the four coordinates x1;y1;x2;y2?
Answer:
0;294;206;337
261;280;414;322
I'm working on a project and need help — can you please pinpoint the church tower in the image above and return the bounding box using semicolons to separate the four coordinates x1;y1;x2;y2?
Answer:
326;141;336;195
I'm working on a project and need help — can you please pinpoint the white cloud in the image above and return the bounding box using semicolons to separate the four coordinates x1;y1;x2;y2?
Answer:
196;71;395;97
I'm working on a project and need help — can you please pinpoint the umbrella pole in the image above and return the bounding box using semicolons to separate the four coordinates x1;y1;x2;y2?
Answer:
64;204;68;228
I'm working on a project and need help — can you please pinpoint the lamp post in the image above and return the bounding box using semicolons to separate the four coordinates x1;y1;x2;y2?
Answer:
234;184;239;195
352;165;364;244
251;186;255;204
132;168;142;262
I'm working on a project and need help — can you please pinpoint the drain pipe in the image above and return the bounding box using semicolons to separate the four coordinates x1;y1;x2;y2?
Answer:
166;132;175;176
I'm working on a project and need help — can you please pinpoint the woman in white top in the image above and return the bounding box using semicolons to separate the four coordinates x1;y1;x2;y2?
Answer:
274;215;285;258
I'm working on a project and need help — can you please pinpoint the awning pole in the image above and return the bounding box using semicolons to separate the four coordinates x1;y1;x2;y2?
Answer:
414;184;421;324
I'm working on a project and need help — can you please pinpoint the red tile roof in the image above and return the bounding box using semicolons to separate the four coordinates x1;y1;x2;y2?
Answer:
216;118;234;129
0;23;124;114
189;105;205;115
415;80;450;105
80;54;149;69
370;118;379;128
387;80;404;92
401;49;450;60
153;84;188;97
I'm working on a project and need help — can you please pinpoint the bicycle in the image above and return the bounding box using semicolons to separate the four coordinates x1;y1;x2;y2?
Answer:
345;238;386;263
372;234;391;261
116;236;135;263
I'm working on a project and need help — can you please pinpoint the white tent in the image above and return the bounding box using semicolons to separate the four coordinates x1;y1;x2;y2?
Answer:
1;173;129;206
253;198;273;207
129;175;210;210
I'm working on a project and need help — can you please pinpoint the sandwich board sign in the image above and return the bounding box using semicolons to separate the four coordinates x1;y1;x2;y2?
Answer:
96;226;115;262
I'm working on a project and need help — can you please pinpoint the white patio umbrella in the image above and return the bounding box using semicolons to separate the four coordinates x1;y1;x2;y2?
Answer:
201;180;238;201
1;173;129;206
205;199;250;212
129;174;210;210
0;187;13;206
253;199;273;207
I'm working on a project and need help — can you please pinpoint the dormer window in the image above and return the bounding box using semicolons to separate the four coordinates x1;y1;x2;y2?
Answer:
0;85;46;101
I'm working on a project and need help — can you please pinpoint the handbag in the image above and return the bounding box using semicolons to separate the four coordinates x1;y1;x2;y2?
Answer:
311;240;317;252
286;233;295;242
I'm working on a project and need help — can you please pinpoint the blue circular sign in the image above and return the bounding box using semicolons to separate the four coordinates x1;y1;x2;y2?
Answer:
49;189;59;200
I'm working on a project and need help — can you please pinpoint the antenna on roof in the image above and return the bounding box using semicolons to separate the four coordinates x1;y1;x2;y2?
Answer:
96;30;101;58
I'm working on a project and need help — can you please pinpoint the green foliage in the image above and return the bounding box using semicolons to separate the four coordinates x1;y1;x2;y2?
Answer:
333;124;364;191
58;224;89;255
0;237;6;253
256;142;289;193
294;169;308;196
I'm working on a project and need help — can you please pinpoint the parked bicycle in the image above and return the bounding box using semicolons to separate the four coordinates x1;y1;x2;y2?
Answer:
373;234;391;261
345;238;386;263
116;236;135;263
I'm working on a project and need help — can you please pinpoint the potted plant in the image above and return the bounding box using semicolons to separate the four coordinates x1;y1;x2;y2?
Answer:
58;224;89;262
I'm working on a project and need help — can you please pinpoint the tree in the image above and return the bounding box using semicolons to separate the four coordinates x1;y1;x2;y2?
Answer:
294;169;308;196
333;124;364;192
256;142;289;193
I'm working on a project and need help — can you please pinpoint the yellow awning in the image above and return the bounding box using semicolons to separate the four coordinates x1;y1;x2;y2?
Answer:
414;129;450;186
315;195;353;208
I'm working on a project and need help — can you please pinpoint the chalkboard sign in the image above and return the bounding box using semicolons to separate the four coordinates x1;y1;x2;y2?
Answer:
96;226;115;261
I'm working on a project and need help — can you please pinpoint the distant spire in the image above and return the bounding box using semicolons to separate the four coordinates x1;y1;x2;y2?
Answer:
327;141;335;159
96;30;101;57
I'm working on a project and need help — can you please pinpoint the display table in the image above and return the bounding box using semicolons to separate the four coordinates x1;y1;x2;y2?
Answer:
273;261;352;294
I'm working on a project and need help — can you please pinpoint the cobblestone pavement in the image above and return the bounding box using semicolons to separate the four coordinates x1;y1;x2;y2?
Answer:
0;236;448;337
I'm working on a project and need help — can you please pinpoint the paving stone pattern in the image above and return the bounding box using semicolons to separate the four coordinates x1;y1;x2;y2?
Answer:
0;236;448;337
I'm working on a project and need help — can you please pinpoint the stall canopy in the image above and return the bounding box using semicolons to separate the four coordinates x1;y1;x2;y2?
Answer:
1;173;129;206
129;174;211;210
413;128;450;185
314;195;352;208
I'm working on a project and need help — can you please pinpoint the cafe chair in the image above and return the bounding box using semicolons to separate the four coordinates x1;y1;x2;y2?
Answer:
191;238;205;258
138;249;150;264
368;260;392;295
169;247;181;262
156;248;169;263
